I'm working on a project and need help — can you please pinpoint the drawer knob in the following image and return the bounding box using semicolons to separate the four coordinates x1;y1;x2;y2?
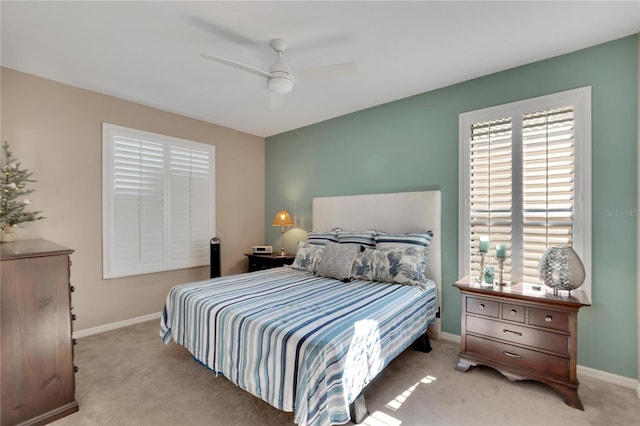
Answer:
479;303;485;310
545;315;553;323
73;338;78;345
510;309;517;316
74;365;79;373
72;314;77;321
70;285;76;292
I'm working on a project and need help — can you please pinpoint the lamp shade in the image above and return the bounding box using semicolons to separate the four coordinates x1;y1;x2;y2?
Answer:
272;210;295;227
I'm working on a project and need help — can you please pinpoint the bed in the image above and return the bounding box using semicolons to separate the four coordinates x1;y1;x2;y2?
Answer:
160;190;442;426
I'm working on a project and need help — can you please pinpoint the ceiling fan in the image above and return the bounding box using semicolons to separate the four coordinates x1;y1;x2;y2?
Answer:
200;38;356;95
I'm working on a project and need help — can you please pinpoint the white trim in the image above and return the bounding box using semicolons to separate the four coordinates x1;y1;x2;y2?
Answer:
576;365;638;390
458;87;592;301
439;331;461;343
72;311;162;339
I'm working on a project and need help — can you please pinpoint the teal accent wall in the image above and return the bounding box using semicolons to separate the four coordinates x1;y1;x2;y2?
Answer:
266;35;638;378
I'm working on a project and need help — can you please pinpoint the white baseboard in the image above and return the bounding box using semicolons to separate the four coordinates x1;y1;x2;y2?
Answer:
73;311;162;339
439;331;461;343
438;332;637;392
576;364;638;391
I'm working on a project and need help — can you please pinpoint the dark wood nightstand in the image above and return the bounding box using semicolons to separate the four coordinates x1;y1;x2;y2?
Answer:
454;276;590;410
245;253;295;272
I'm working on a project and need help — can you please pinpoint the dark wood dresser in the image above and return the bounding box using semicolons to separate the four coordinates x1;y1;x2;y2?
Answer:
1;240;78;426
454;276;590;410
245;253;295;272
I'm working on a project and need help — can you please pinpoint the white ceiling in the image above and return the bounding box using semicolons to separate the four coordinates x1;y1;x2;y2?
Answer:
2;1;639;137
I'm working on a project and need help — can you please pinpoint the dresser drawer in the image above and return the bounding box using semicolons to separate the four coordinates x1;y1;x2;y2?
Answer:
466;316;569;355
529;308;570;331
466;297;499;318
502;303;525;323
466;335;569;380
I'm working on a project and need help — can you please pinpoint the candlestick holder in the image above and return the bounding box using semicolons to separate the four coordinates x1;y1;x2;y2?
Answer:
496;257;506;286
478;252;487;284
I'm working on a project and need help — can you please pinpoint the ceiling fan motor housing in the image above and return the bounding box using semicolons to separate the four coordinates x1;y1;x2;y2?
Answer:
267;73;294;94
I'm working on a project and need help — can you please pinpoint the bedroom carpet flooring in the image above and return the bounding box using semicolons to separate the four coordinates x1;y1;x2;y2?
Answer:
52;319;639;426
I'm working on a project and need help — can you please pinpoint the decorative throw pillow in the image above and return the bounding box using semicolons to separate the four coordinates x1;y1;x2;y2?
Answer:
291;242;324;273
337;230;377;249
372;246;429;289
351;248;376;281
375;231;433;250
315;241;360;281
307;228;340;246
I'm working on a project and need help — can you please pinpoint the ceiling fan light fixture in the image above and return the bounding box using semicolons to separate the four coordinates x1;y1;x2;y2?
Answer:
267;76;293;94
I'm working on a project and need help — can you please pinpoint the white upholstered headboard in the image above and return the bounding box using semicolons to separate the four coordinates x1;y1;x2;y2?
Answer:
312;190;442;337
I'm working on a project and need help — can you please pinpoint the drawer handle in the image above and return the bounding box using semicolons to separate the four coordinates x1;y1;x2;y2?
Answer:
510;309;517;316
478;303;485;310
502;351;523;359
72;314;77;321
74;366;79;373
503;329;523;336
70;285;76;292
73;338;78;345
545;315;553;323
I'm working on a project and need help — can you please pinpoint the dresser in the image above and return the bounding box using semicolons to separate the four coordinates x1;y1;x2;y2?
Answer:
1;240;78;426
454;277;590;410
245;253;295;272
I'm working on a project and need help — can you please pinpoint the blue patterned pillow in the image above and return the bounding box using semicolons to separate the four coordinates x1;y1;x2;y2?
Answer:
291;242;324;273
372;246;429;290
315;241;360;280
351;248;376;281
375;231;433;250
337;230;376;249
307;228;340;246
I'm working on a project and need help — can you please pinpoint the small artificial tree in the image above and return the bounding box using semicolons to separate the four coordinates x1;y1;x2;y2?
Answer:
0;141;43;234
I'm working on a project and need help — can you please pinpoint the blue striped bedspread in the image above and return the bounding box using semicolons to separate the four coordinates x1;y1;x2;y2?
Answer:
160;267;437;426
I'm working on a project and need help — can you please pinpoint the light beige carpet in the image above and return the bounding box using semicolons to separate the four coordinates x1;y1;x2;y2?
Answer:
52;320;639;426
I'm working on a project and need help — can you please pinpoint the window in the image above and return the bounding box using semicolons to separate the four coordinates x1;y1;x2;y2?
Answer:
459;87;591;298
102;124;215;278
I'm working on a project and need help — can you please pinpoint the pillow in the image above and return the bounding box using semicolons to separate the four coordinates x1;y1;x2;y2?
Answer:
337;230;376;249
351;248;376;281
372;246;429;290
307;228;340;246
315;241;360;280
291;242;324;273
375;231;433;250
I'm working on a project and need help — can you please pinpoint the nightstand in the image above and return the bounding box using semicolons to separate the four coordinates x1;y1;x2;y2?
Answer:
454;276;590;410
245;253;295;272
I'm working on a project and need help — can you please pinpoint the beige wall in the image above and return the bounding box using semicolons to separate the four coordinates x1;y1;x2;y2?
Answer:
0;67;266;331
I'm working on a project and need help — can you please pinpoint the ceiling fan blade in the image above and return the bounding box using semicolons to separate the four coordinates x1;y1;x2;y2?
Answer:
200;53;271;79
294;62;356;81
187;16;264;48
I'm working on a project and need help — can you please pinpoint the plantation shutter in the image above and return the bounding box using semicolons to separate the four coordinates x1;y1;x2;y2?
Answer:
111;136;165;276
168;146;213;269
469;118;513;281
521;107;575;284
103;124;215;278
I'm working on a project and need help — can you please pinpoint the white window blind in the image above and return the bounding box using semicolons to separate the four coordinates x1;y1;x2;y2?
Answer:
469;118;513;282
459;87;591;298
522;107;575;283
103;124;215;278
